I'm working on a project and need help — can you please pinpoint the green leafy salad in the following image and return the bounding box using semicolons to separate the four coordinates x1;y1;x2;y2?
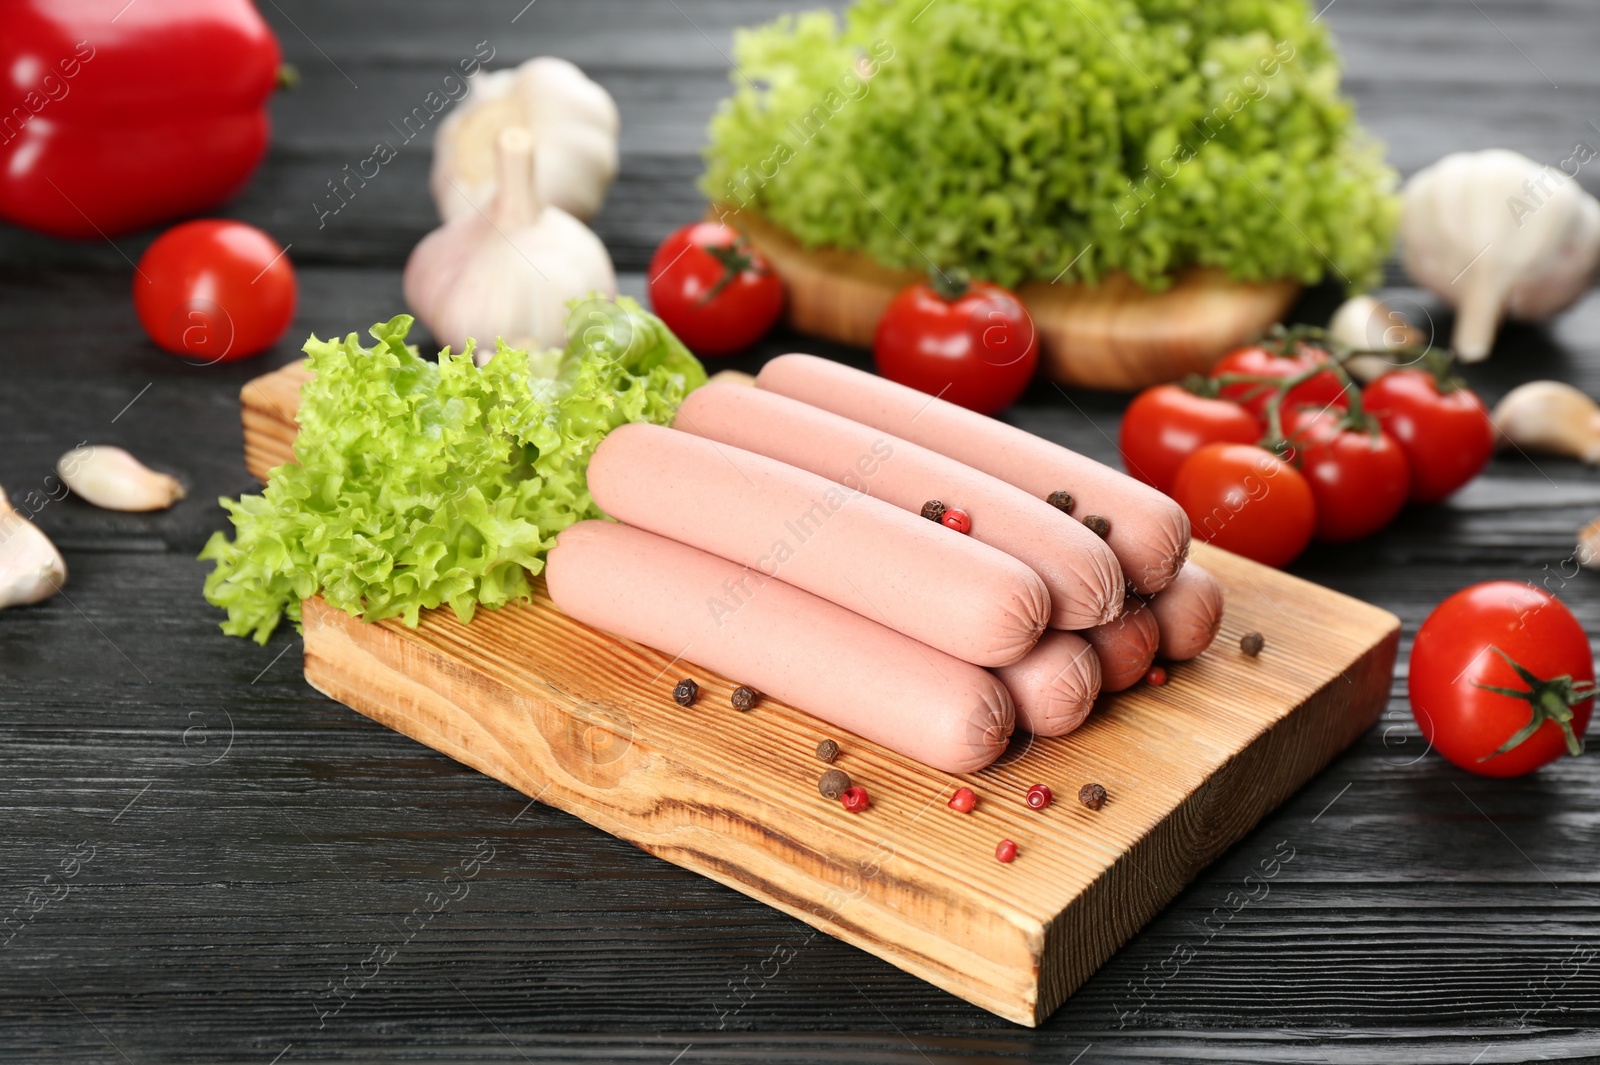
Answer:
201;299;706;643
703;0;1399;291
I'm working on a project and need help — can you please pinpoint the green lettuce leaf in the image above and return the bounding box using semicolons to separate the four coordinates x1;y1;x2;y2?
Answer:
702;0;1399;291
200;298;706;643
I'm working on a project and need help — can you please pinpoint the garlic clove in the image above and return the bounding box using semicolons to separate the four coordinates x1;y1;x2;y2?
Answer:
0;485;67;608
707;369;758;387
57;446;186;512
1490;381;1600;464
1578;516;1600;570
1328;294;1424;353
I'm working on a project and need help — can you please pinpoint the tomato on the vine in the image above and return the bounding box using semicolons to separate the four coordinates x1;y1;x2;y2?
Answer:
1281;406;1409;543
1120;384;1263;494
1362;368;1494;503
133;219;297;363
1410;581;1594;777
647;221;785;356
873;268;1038;416
1171;443;1315;568
1210;340;1349;420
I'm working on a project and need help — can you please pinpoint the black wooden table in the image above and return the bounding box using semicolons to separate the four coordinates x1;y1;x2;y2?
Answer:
5;2;1600;1061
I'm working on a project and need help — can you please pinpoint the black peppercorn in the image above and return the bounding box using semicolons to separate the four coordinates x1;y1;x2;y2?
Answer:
815;739;840;763
1082;514;1112;538
818;769;851;799
920;499;947;523
672;679;699;707
731;685;759;711
1046;490;1075;514
1078;783;1108;811
1240;632;1265;657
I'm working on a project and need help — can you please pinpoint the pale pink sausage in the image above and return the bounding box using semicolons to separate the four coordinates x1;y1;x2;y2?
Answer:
588;423;1049;667
992;631;1102;737
672;382;1123;630
545;521;1015;773
756;354;1192;594
1083;599;1160;692
1147;562;1225;661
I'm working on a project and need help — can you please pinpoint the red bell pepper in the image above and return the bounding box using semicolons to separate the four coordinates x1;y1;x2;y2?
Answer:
0;0;282;239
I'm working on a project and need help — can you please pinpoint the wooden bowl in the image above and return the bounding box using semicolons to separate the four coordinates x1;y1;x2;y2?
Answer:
718;206;1300;391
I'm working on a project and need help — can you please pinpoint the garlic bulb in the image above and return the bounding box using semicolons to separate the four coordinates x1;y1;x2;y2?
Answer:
431;57;619;224
0;485;66;609
58;446;185;511
1401;149;1600;362
1490;380;1600;463
405;127;616;362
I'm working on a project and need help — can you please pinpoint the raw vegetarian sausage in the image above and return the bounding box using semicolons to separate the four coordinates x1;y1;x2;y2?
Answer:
992;630;1102;737
672;382;1123;630
1147;561;1224;661
1082;598;1160;692
755;353;1191;595
587;423;1050;667
545;520;1016;773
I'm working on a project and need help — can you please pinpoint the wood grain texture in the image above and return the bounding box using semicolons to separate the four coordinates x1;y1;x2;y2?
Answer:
718;207;1301;390
296;543;1397;1026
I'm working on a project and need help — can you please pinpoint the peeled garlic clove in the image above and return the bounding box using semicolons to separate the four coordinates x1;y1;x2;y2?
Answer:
0;486;66;608
57;446;186;512
1491;381;1600;463
707;369;758;387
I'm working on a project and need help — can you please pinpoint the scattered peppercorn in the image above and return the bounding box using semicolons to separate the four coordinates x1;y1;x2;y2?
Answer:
1078;783;1108;811
731;685;759;711
941;507;972;534
839;786;870;813
1145;665;1168;686
818;769;851;799
948;786;977;813
920;499;946;523
1046;490;1075;514
815;738;840;763
1241;631;1266;657
995;839;1018;863
1082;514;1112;538
672;679;699;707
1025;783;1053;810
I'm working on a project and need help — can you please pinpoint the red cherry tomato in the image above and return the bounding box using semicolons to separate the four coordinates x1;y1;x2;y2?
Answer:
133;220;296;363
1210;341;1350;420
1171;443;1315;568
873;271;1038;416
647;222;785;356
1362;369;1495;503
1410;581;1594;778
1119;384;1264;494
1281;407;1410;543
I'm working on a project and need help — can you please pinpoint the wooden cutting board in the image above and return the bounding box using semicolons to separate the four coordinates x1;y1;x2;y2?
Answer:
716;207;1301;391
238;362;1399;1026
